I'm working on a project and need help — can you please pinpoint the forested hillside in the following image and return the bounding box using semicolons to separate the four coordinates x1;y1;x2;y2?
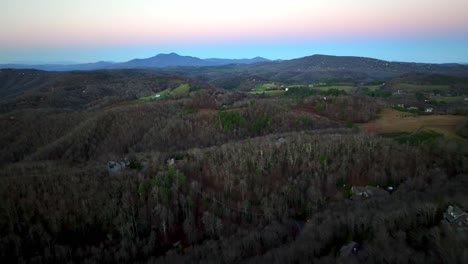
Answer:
0;68;467;263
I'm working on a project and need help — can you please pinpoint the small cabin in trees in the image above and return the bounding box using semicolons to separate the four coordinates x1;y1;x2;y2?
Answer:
444;206;468;227
106;160;129;175
350;186;389;199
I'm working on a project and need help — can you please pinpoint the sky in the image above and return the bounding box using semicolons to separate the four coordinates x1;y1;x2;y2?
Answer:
1;0;467;64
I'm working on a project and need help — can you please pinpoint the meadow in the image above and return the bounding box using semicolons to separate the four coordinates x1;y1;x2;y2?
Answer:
362;108;468;142
131;83;191;104
392;83;451;91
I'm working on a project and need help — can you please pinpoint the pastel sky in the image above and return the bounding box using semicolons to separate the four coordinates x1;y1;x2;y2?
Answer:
1;0;467;63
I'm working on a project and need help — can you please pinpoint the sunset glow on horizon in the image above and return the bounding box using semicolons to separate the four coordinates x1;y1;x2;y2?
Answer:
1;0;468;63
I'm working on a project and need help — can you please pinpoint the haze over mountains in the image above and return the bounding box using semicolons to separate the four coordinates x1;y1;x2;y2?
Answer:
1;53;468;80
0;53;270;71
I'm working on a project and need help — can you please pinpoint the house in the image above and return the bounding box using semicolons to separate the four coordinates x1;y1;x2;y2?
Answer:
275;137;287;147
425;108;433;113
106;160;129;175
167;158;175;166
351;186;389;199
444;206;468;227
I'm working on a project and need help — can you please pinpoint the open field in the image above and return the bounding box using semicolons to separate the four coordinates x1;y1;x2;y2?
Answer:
287;84;307;89
392;83;451;91
250;84;359;97
362;108;468;142
432;96;467;103
171;83;190;95
360;85;381;91
248;89;285;96
255;83;279;90
130;83;190;104
312;85;357;92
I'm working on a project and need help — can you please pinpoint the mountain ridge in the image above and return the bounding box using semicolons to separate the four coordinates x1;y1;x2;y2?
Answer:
1;53;468;80
0;53;271;71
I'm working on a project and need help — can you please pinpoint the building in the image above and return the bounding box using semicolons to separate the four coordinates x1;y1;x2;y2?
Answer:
351;186;389;199
106;160;130;175
425;108;433;113
444;206;468;227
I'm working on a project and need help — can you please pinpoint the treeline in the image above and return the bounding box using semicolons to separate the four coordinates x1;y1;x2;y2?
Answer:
0;69;206;112
1;91;384;164
297;95;383;122
0;131;466;263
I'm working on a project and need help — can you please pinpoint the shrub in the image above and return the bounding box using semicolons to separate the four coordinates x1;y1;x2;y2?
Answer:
250;114;272;134
216;110;246;132
129;161;144;170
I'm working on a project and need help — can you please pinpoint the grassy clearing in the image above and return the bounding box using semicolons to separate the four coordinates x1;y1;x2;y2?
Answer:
431;96;467;103
250;85;358;98
362;108;468;142
312;86;357;92
171;84;190;95
129;83;190;104
249;90;285;96
392;83;450;91
360;85;381;91
380;130;445;145
129;95;156;104
287;85;308;89
255;83;279;91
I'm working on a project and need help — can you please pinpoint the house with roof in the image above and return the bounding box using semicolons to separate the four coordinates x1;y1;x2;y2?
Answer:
444;206;468;227
106;160;130;175
350;186;389;199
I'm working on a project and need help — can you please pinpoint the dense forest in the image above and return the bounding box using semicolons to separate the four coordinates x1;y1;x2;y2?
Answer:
0;68;467;263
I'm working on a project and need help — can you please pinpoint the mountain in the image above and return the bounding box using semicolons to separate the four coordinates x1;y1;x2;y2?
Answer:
0;53;271;71
238;54;468;77
116;53;210;68
151;54;468;89
2;54;468;88
116;54;270;68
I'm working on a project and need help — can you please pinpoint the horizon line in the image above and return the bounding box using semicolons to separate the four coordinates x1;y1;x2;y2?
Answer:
1;52;467;66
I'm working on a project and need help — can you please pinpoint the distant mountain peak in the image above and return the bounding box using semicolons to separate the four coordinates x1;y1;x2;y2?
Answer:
155;52;180;57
